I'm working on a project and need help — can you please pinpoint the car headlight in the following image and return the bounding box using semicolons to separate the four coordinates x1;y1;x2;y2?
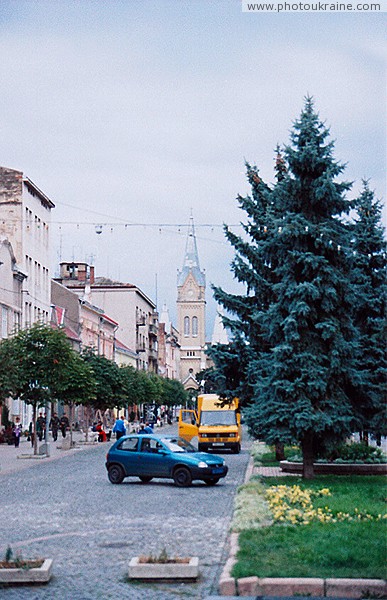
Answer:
197;461;208;468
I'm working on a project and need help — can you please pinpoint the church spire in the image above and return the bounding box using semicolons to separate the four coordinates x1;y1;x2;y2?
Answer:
177;214;205;287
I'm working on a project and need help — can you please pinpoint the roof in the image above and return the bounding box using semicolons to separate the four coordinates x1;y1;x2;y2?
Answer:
177;215;205;287
23;177;55;209
50;323;81;343
115;339;138;358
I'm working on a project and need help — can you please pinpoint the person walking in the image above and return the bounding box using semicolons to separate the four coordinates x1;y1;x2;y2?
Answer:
36;413;46;442
60;414;70;438
12;417;22;448
138;422;153;435
50;413;60;442
28;421;34;447
112;415;126;440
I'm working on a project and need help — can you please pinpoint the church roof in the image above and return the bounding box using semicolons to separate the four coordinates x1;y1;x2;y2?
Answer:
177;215;205;287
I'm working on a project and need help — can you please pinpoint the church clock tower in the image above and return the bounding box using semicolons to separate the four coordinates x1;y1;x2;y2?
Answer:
177;216;207;390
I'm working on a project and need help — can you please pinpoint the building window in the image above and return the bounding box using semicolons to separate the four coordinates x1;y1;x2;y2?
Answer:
192;316;198;337
184;316;190;336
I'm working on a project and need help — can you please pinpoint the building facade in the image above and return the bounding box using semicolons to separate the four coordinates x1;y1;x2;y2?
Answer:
177;217;207;390
55;262;158;372
158;304;181;380
0;237;26;339
0;166;54;328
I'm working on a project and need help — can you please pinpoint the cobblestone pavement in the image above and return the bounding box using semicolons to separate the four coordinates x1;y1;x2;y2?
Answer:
0;425;251;600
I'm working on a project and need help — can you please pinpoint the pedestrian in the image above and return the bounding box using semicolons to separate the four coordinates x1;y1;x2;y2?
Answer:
112;415;126;440
60;414;70;438
28;421;34;447
36;412;46;442
50;413;60;442
138;422;153;434
96;421;107;442
12;417;22;448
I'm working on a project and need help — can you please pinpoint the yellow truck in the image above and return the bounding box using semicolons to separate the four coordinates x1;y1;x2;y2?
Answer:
178;394;242;453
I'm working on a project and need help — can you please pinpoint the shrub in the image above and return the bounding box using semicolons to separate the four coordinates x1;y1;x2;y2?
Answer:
288;442;386;464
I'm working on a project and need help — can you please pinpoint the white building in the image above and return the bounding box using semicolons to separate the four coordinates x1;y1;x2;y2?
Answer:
0;166;54;328
0;237;26;339
0;166;55;426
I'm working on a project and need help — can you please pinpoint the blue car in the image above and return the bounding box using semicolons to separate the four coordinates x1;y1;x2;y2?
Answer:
105;434;228;487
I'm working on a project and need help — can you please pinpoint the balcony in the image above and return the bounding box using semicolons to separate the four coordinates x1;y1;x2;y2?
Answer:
149;323;158;337
148;348;158;360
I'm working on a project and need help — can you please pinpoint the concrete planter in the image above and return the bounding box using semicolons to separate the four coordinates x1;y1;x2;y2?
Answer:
0;558;53;584
280;460;387;475
128;556;199;581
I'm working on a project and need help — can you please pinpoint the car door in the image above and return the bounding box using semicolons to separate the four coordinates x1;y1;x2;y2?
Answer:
138;437;170;477
178;409;198;442
116;436;141;475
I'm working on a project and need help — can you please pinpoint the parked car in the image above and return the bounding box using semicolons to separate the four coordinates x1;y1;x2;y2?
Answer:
105;434;228;487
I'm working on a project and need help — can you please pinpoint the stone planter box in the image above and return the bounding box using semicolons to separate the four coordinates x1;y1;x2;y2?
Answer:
0;558;53;584
280;460;387;475
128;556;199;581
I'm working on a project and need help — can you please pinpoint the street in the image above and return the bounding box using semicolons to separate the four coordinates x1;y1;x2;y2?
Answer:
0;427;251;599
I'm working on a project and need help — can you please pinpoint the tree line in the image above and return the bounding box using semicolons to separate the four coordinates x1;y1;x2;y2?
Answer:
0;323;188;452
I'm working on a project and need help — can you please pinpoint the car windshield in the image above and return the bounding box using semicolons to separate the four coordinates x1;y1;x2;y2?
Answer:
161;437;197;453
200;410;237;426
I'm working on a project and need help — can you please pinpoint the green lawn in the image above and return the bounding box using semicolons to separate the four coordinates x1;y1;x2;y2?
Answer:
233;475;387;580
257;445;299;466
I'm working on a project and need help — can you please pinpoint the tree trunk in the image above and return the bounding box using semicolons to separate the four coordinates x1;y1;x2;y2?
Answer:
84;405;90;442
33;404;38;456
69;403;74;447
275;442;285;461
301;431;315;479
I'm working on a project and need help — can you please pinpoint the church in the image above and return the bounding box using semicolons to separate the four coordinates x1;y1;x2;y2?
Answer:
176;216;227;392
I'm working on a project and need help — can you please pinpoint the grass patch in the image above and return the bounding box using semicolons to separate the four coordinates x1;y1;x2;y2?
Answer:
232;475;387;579
252;442;299;466
231;480;273;532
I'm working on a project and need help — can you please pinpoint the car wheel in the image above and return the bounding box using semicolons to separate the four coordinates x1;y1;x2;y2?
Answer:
108;464;125;484
139;476;153;483
204;478;220;485
173;467;192;487
198;443;205;452
232;443;241;454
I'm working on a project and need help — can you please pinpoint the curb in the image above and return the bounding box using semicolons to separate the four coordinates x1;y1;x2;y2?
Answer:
219;456;387;597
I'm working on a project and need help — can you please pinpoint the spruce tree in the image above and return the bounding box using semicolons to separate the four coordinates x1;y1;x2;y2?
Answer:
211;98;359;478
350;180;387;443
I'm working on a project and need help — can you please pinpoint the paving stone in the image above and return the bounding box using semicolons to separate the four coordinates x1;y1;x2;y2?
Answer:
237;575;260;595
326;578;387;598
0;426;252;599
259;577;325;597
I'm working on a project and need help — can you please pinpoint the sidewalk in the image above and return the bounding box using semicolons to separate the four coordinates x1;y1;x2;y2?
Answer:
0;430;99;476
0;422;178;476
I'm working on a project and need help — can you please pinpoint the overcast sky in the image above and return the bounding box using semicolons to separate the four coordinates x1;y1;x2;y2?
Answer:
1;0;385;335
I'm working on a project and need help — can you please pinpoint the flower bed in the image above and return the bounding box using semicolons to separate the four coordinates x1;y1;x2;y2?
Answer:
128;556;199;581
0;559;53;584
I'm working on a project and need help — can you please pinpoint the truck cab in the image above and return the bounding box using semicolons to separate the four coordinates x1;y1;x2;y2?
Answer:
178;394;241;453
